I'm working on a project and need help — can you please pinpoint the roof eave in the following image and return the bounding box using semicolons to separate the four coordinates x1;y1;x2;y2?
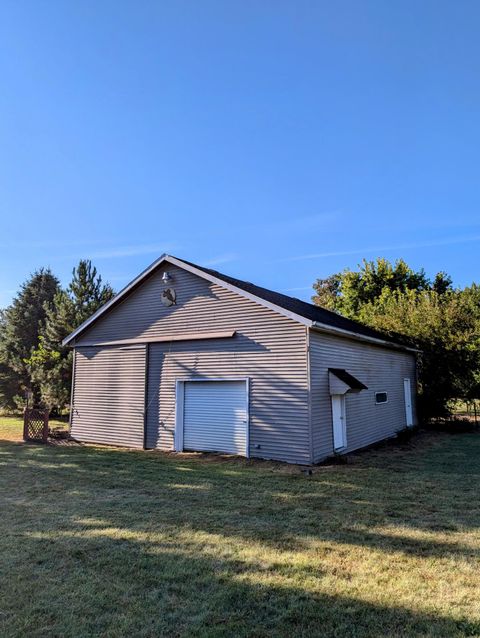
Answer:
165;255;312;328
311;321;420;353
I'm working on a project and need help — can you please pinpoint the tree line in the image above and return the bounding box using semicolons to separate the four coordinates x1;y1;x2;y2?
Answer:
313;258;480;419
0;256;479;420
0;261;114;412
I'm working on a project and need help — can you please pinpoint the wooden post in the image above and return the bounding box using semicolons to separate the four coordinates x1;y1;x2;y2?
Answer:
23;408;29;441
42;410;49;443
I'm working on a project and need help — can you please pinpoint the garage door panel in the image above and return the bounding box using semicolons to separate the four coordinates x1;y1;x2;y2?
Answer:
183;381;248;455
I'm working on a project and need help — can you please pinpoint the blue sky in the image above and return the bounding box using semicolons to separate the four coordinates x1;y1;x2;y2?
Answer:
1;0;479;307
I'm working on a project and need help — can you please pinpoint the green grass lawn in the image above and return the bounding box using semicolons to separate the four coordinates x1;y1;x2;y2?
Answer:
1;417;479;637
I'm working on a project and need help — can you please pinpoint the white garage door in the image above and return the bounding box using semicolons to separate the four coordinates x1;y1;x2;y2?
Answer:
183;380;248;455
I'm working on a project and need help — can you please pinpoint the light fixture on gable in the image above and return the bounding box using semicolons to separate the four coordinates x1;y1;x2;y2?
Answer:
161;270;177;307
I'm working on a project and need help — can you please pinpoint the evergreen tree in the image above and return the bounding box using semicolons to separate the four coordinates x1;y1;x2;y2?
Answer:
0;269;60;409
27;260;114;410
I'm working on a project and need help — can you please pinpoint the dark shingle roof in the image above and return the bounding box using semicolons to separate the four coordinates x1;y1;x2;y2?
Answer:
181;258;411;349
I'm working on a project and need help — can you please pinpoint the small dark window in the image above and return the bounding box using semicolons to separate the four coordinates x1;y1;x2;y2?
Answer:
375;392;388;404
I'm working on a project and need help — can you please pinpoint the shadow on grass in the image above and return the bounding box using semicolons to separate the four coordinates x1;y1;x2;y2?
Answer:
1;433;480;636
6;522;480;637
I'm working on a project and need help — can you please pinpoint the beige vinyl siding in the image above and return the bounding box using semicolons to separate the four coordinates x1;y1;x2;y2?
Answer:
76;265;310;464
310;330;417;462
71;345;146;448
76;264;299;345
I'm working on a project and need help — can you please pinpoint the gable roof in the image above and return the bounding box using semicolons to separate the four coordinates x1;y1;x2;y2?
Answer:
63;254;417;352
181;258;416;349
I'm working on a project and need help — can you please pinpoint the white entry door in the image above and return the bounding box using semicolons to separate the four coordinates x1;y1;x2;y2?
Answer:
331;394;347;451
182;380;248;456
404;378;413;427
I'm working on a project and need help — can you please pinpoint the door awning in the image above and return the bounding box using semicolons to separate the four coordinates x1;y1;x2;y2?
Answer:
328;368;368;395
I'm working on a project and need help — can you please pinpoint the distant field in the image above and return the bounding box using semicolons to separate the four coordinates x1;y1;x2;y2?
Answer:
450;401;480;424
1;416;479;637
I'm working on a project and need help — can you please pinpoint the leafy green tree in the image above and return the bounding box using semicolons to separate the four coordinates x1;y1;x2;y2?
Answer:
455;284;480;409
0;269;60;409
312;258;478;419
312;258;448;317
357;288;480;418
432;271;453;295
27;260;114;410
